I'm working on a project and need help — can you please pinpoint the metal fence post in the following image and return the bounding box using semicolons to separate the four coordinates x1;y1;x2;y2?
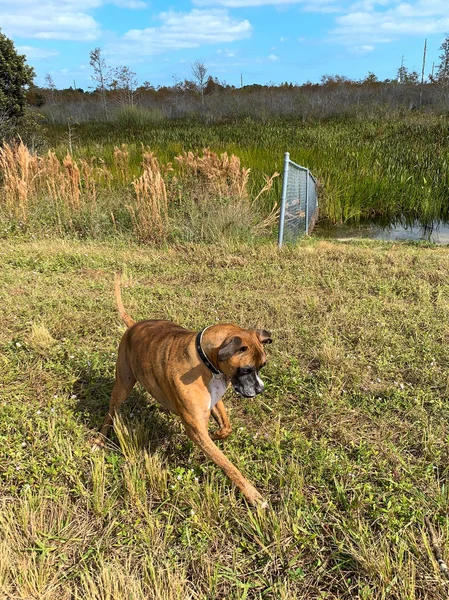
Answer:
305;170;309;235
278;152;290;248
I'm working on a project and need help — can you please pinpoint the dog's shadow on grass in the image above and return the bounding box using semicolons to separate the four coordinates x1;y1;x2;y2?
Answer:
72;369;190;459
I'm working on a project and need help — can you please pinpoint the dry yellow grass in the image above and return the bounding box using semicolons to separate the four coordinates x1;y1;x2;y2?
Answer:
129;153;169;242
0;142;90;218
0;142;275;242
28;322;57;355
174;148;250;200
113;143;131;184
0;141;40;219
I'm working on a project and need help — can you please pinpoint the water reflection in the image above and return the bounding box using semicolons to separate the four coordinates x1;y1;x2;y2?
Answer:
314;220;449;245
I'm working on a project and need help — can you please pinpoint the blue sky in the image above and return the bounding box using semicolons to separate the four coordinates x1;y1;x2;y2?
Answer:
2;0;448;90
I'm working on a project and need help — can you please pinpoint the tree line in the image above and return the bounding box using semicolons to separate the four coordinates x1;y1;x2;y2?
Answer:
2;30;449;132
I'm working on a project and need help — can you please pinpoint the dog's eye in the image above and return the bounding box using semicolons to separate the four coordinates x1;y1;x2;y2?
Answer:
238;346;248;353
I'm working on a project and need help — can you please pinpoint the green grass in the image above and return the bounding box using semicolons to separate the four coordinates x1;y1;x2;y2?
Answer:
2;237;449;598
42;113;449;227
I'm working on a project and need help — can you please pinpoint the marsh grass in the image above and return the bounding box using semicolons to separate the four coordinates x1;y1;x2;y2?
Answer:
39;114;449;230
1;238;449;598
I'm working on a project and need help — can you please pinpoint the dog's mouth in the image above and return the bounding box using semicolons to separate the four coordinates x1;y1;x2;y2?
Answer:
231;382;260;398
231;370;265;399
233;387;256;398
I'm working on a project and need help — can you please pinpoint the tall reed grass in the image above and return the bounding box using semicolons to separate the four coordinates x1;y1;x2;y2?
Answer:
0;141;277;242
129;151;168;242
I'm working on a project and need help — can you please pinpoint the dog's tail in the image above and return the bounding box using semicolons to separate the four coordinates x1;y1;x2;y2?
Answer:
115;272;136;328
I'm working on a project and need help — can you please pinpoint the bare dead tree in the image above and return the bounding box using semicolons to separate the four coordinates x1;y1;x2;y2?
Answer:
420;39;427;109
113;65;138;108
89;47;112;120
191;60;208;107
44;73;56;105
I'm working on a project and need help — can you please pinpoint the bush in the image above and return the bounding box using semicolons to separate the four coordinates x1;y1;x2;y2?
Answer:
0;111;43;149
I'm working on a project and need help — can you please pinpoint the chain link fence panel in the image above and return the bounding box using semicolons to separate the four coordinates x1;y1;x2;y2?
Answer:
278;152;318;247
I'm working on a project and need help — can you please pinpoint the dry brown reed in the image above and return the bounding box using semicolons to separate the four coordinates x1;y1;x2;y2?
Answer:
174;148;250;200
0;142;277;241
0;142;111;221
62;153;81;210
113;144;130;183
79;159;97;205
41;151;84;213
129;157;168;242
141;146;160;173
253;171;280;233
0;141;40;219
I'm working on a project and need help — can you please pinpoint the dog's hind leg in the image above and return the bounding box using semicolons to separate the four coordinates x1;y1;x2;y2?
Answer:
210;400;232;440
93;345;136;449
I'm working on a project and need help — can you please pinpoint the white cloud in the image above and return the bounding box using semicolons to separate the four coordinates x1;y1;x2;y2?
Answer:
303;3;340;12
348;0;391;9
113;0;146;7
108;9;252;57
17;46;59;60
352;44;375;53
217;48;237;57
332;1;449;46
194;0;337;8
0;0;145;41
268;53;279;60
1;0;101;40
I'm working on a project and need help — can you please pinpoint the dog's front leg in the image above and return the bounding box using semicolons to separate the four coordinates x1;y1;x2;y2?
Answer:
182;413;264;506
210;400;232;440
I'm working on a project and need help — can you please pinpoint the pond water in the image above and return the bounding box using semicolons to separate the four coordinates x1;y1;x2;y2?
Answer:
313;220;449;245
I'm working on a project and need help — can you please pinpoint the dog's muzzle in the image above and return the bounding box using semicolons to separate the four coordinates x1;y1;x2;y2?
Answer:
232;369;265;398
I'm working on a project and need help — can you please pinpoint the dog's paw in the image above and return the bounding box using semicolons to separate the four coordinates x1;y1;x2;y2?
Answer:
253;495;269;509
245;486;266;507
210;427;232;441
90;436;106;452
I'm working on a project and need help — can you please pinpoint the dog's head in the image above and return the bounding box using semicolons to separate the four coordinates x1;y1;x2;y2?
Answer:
216;328;272;398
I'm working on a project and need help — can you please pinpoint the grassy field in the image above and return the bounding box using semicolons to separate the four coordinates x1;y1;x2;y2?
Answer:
2;237;449;598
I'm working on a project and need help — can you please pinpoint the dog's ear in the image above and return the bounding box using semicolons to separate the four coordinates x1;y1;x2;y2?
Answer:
255;329;272;345
217;336;245;361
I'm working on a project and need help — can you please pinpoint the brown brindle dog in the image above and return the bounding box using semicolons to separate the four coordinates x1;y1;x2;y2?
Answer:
93;273;272;506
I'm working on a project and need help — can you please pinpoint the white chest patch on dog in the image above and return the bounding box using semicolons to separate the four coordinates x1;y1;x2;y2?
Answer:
207;375;228;409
